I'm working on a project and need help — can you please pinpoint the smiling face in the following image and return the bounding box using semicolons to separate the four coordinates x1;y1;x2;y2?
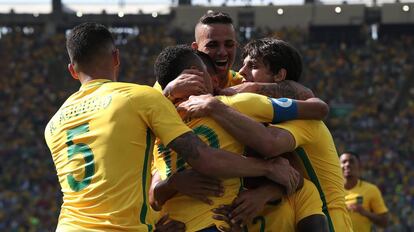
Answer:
340;153;360;179
193;23;237;87
239;55;275;83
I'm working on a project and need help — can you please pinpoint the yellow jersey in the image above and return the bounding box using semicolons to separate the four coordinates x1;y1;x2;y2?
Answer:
224;70;244;88
246;179;324;232
152;70;243;92
274;120;353;232
153;93;279;231
45;79;191;231
345;180;388;232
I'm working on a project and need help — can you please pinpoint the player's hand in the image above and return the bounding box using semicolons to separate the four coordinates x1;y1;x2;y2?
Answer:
216;87;237;96
154;214;185;232
164;69;208;100
225;82;258;94
227;188;269;225
169;169;224;205
177;94;221;120
347;203;367;215
212;205;244;232
266;157;300;195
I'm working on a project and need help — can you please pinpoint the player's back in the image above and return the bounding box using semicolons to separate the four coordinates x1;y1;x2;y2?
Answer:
45;79;172;231
154;116;244;231
275;120;353;232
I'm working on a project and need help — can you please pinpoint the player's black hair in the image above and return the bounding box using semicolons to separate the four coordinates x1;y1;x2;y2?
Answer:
198;11;233;25
196;50;217;76
154;45;203;89
66;22;115;70
342;151;360;161
242;38;303;82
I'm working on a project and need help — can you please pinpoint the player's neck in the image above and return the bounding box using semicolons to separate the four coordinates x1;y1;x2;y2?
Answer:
78;70;116;84
218;72;228;88
344;177;359;190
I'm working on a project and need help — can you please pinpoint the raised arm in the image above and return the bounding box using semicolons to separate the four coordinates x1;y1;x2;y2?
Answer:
220;80;315;100
161;69;209;101
176;94;320;158
166;132;301;194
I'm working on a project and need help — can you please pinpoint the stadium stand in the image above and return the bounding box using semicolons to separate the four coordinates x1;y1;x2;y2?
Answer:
0;2;413;231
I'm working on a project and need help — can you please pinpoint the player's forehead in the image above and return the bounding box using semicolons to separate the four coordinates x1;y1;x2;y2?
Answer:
340;153;356;161
196;24;236;44
243;55;263;65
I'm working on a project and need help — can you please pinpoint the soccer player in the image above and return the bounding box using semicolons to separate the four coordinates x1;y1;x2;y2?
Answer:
44;23;305;231
179;38;353;232
150;45;329;231
154;11;243;99
340;152;389;232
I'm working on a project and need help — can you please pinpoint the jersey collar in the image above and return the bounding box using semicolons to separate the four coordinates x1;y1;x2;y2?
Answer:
80;79;112;90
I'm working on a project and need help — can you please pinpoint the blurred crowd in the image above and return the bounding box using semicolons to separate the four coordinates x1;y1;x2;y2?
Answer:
0;26;412;231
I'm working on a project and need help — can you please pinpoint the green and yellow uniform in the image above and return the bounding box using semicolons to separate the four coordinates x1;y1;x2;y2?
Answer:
224;70;244;88
274;120;353;232
153;93;282;231
247;179;325;232
345;180;388;232
45;79;191;231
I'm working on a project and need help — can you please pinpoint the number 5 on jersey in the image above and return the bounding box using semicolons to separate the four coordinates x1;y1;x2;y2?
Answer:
66;123;95;192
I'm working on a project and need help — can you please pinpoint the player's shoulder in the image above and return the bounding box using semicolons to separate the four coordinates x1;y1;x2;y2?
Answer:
360;180;380;191
109;82;163;98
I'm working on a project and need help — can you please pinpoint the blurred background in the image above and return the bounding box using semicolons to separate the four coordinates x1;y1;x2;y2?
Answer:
0;0;413;231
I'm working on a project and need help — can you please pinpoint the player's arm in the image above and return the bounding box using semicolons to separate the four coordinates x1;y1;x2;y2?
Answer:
178;94;328;122
162;69;208;101
220;80;315;100
360;211;388;228
150;169;224;210
166;132;300;194
349;205;388;227
149;171;176;211
216;173;303;226
177;95;301;158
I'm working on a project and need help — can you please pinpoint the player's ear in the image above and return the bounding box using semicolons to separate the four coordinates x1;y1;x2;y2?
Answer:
191;42;198;50
274;68;287;82
112;48;120;68
68;63;79;80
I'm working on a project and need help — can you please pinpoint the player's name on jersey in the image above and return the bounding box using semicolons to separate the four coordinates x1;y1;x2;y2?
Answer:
49;95;112;135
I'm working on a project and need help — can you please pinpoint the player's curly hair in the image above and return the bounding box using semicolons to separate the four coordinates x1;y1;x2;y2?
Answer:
242;38;303;82
154;45;201;89
66;22;115;70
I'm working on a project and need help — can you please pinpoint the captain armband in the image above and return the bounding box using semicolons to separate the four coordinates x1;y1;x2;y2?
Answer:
270;98;298;123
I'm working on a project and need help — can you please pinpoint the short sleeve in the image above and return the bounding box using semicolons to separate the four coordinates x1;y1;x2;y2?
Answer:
130;86;191;146
216;93;275;123
369;185;388;214
273;120;321;148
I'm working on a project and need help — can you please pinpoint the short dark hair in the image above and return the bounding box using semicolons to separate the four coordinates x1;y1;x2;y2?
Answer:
66;22;115;70
199;11;233;25
154;45;203;89
343;151;360;161
196;50;217;76
242;38;303;82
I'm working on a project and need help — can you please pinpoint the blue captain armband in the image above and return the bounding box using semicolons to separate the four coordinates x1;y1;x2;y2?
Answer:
270;98;298;123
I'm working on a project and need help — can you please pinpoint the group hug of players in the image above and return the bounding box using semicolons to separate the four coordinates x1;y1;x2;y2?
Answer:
45;10;388;232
